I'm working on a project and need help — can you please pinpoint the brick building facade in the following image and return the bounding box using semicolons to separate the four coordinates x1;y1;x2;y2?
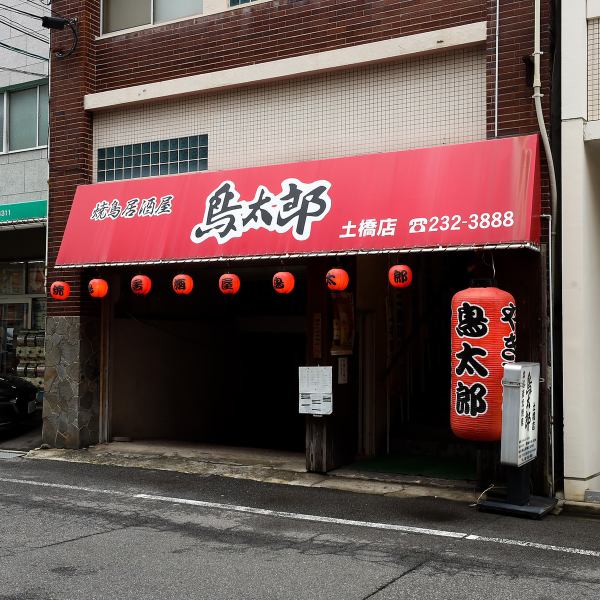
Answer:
44;0;556;493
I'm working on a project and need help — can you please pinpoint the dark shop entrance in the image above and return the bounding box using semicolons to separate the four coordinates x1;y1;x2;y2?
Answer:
107;264;307;452
102;249;545;482
353;249;544;485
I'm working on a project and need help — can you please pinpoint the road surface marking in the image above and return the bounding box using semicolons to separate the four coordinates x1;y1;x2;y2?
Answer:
135;493;465;538
465;534;600;557
1;476;599;557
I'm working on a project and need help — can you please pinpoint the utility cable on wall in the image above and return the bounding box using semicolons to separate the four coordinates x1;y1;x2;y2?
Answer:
0;64;47;76
0;3;77;59
0;2;46;20
24;0;51;12
24;0;69;22
0;40;47;61
0;15;49;43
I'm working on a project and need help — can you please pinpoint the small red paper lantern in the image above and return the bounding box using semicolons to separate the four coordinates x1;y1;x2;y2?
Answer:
451;287;516;442
131;275;152;295
219;273;240;295
326;268;349;291
388;265;412;288
50;281;70;300
273;271;295;294
172;274;194;295
88;278;109;298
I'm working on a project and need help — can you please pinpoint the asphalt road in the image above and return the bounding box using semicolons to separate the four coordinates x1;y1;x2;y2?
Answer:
0;456;599;599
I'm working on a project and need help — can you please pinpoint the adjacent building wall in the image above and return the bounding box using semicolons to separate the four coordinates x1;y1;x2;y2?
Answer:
561;0;600;501
0;0;49;207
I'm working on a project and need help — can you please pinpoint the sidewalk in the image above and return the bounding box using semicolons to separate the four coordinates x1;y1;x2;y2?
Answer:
27;441;479;503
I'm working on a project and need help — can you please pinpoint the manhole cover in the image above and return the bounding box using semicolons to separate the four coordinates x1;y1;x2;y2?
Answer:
0;451;26;460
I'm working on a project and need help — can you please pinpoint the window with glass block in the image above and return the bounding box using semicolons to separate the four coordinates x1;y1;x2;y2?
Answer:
97;135;208;182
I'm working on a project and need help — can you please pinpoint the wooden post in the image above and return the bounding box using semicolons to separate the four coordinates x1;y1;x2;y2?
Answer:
305;258;358;473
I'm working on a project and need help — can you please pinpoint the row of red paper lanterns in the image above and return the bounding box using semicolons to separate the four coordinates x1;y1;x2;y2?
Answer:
49;265;413;300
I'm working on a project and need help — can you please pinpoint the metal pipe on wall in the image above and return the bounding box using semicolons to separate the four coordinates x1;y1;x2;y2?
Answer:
534;0;558;496
495;0;500;137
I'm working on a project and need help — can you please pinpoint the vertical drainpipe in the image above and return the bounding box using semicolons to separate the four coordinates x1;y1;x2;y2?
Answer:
495;0;499;137
533;0;558;497
44;38;51;292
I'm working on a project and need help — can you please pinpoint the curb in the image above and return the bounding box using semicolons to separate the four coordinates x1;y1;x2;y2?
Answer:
562;500;600;517
26;447;479;504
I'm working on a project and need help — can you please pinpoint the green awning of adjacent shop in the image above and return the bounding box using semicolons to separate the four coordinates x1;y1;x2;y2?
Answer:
0;200;47;225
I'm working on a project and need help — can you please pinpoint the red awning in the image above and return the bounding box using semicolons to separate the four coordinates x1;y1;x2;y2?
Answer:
56;135;540;268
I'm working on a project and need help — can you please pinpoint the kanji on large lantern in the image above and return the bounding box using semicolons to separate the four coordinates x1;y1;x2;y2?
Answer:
131;275;152;295
88;278;109;298
219;273;240;295
326;268;349;291
388;265;412;288
172;274;194;295
50;281;70;300
273;272;295;294
451;287;516;441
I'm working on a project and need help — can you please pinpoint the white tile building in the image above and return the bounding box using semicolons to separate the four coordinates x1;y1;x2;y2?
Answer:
561;0;600;502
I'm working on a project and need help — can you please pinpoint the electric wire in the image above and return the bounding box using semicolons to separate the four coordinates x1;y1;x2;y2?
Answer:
0;14;48;41
0;64;47;76
24;0;51;13
0;2;76;58
24;0;69;21
0;15;49;43
0;2;44;20
3;0;67;21
0;40;47;61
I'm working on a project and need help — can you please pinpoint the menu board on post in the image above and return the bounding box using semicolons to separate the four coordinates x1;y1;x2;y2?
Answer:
299;366;332;415
500;362;540;467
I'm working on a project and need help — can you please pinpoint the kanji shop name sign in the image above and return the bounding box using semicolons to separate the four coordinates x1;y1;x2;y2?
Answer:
501;362;540;467
191;179;331;244
56;135;541;267
90;195;173;220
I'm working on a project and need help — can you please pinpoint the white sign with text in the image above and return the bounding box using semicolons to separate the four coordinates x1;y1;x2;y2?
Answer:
299;366;333;415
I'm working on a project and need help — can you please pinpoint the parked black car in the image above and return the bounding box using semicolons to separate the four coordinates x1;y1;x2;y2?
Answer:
0;374;41;429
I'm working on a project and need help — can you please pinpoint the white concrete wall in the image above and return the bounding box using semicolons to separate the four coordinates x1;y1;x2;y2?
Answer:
0;0;49;207
561;0;600;500
93;46;486;179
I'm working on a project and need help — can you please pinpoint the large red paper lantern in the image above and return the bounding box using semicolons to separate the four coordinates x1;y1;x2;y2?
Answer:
88;278;109;298
219;273;240;295
131;275;152;295
273;272;295;294
172;274;194;295
388;265;412;288
326;268;349;291
451;287;516;442
50;281;70;300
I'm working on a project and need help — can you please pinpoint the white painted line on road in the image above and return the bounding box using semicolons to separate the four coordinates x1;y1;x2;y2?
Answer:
1;476;599;557
135;493;466;538
465;535;600;557
0;476;129;496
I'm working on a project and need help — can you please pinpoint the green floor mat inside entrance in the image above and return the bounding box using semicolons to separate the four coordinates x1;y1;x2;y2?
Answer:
350;454;476;481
